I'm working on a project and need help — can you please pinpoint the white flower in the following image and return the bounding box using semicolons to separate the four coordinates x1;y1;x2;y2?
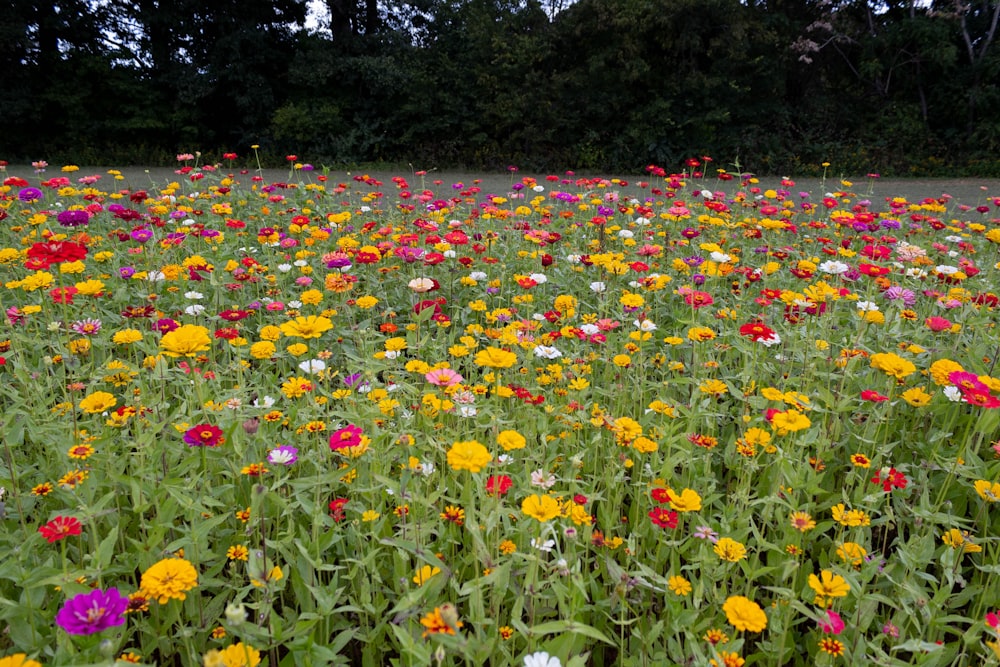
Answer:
532;185;545;192
530;538;556;552
469;271;488;281
633;319;657;332
443;249;456;258
419;462;435;476
617;229;634;239
758;333;782;347
252;395;276;409
184;304;206;316
384;350;401;359
293;259;309;267
579;323;599;336
145;270;165;281
589;281;606;293
533;345;562;359
298;359;326;374
855;301;879;312
524;652;561;667
529;273;547;284
359;206;371;213
944;235;963;242
935;264;959;275
277;264;292;273
942;386;962;402
184;291;204;300
904;268;927;278
287;300;302;309
819;260;849;275
565;255;582;264
496;454;513;465
700;189;714;199
531;469;556;489
459;405;478;417
709;251;732;263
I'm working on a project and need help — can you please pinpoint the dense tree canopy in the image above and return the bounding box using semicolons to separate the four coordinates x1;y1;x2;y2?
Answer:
2;0;998;174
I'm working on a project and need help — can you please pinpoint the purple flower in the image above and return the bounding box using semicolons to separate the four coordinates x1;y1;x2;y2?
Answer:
693;525;719;543
18;187;43;203
71;318;102;335
119;266;136;279
130;229;153;243
55;587;128;635
57;210;90;227
153;318;180;333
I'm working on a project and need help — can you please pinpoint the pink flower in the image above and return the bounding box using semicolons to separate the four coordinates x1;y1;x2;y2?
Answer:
986;610;1000;630
818;610;845;635
924;316;952;332
425;368;463;387
330;424;363;451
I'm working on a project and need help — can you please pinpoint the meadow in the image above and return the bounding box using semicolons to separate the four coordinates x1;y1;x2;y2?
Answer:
1;154;999;667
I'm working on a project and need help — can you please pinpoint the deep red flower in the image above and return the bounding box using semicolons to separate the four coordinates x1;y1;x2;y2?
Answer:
650;488;672;504
739;321;775;341
39;516;82;543
183;423;225;447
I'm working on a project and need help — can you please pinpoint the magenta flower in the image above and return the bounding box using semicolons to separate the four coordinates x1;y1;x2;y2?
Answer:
55;588;128;635
329;424;363;451
817;609;845;635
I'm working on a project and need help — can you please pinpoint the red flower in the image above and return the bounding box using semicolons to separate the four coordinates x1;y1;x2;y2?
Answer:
739;321;775;342
485;475;513;497
648;507;678;529
861;390;889;402
329;497;348;522
650;488;672;504
39;516;82;543
871;467;908;492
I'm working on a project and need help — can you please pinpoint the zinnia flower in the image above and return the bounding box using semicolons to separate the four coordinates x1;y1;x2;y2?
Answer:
55;588;128;635
79;391;116;414
521;494;561;522
869;352;916;380
38;515;82;543
210;643;261;667
183;423;225;447
474;346;518;369
722;595;767;632
0;655;42;667
159;324;211;357
279;315;333;339
446;440;491;473
140;558;198;604
808;570;850;606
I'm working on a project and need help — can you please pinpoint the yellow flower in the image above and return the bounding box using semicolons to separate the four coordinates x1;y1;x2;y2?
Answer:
0;655;42;667
808;570;850;607
413;565;441;585
140;557;198;604
941;529;982;553
929;358;964;385
974;479;1000;502
474;346;518;369
789;511;816;532
160;324;211;357
722;595;767;632
900;387;932;407
355;295;379;309
79;391;116;414
667;575;692;596
869;352;916;380
216;643;261;667
687;326;716;342
669;488;702;512
714;537;747;562
831;503;870;527
770;409;811;435
249;341;276;359
521;494;561;522
112;329;143;345
836;542;868;566
446;440;491;473
279;315;333;339
699;379;728;396
497;430;526;451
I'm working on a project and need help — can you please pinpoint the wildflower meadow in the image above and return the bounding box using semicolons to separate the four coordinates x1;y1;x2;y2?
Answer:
1;154;1000;667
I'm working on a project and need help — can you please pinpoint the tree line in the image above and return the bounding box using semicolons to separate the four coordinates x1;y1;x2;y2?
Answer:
2;0;999;175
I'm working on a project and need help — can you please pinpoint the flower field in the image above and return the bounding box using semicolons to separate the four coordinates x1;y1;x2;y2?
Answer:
1;155;999;667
